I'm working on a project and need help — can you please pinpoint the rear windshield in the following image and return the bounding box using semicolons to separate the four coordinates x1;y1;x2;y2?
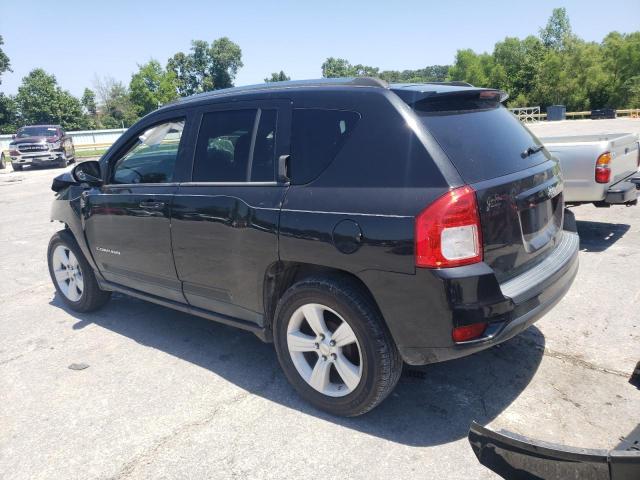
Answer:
416;98;545;184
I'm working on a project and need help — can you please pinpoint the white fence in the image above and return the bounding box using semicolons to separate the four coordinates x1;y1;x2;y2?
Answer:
509;106;542;123
0;128;127;152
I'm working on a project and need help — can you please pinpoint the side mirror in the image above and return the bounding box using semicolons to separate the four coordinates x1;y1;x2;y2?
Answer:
72;160;103;186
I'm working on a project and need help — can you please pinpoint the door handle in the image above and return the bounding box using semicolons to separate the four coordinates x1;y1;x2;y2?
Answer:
139;200;165;210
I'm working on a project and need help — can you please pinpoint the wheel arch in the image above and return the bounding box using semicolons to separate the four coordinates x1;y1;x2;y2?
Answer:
262;261;384;332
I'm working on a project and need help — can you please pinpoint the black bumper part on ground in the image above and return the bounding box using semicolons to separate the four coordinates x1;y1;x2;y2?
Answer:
468;421;640;480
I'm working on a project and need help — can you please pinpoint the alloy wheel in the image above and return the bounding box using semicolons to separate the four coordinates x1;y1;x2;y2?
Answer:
287;303;363;397
52;245;84;302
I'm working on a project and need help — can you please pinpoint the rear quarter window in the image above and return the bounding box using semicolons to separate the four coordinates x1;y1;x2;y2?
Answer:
290;109;360;184
417;102;546;184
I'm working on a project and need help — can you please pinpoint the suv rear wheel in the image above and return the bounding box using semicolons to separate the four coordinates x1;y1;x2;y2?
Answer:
47;230;111;312
273;277;402;416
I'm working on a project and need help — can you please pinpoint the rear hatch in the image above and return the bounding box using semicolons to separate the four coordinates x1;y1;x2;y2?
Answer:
401;88;565;282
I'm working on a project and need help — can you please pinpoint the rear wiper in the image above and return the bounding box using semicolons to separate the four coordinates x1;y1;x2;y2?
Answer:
521;145;544;159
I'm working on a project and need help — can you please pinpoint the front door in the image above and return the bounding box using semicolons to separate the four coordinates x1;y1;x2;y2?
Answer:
171;100;291;324
84;118;187;302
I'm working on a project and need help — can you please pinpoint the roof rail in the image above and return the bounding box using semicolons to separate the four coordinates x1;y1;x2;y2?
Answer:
425;81;474;87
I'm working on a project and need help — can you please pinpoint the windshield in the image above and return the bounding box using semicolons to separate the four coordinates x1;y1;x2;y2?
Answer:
16;126;59;138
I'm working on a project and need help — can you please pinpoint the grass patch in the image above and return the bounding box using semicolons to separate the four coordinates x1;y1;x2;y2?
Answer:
76;148;108;158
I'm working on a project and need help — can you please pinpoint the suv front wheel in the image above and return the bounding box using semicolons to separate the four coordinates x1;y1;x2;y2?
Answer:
47;230;111;312
273;277;402;416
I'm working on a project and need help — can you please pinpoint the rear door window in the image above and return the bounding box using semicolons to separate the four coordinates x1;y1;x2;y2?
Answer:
193;109;256;182
290;109;360;184
192;108;278;182
415;98;546;184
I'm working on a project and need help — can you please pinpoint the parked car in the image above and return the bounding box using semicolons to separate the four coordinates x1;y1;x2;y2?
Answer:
9;125;75;170
540;133;640;207
47;78;579;416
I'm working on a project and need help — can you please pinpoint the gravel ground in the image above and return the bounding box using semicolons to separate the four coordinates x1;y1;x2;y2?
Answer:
0;122;638;479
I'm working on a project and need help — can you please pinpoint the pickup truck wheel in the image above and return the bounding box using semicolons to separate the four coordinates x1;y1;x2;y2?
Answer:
273;277;402;416
57;156;68;168
13;164;22;171
47;230;111;312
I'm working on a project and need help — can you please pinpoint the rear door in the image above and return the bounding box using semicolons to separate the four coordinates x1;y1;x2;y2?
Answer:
84;117;188;301
171;100;291;324
413;93;565;282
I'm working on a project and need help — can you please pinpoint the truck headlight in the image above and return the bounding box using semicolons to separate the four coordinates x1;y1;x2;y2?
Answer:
48;140;61;150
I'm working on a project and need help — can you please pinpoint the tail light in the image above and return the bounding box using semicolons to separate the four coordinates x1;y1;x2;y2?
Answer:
415;185;483;268
595;152;612;183
452;322;488;342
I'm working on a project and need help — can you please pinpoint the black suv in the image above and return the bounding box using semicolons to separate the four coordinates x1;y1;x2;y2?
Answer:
48;78;579;416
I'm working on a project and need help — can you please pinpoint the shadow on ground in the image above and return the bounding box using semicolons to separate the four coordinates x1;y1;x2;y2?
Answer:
577;220;630;252
51;292;545;447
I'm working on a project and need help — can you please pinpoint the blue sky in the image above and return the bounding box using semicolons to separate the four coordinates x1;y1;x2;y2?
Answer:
1;0;638;97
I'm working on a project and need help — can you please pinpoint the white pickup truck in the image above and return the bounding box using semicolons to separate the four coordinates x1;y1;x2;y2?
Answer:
540;133;640;207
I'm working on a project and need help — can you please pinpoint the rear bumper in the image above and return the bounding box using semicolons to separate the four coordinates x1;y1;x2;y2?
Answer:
604;173;640;205
361;212;580;366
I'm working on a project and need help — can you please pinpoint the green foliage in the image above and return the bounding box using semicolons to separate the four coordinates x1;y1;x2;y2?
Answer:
321;57;448;83
539;7;573;51
15;69;85;130
0;93;17;133
167;37;243;96
264;71;291;83
129;60;178;116
81;88;97;115
93;76;138;128
448;9;640;110
0;35;11;85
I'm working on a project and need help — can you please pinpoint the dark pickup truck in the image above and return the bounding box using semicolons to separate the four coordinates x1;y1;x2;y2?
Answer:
9;125;75;170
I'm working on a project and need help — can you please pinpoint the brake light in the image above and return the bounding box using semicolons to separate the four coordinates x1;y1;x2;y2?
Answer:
415;185;483;268
595;152;612;183
452;322;488;342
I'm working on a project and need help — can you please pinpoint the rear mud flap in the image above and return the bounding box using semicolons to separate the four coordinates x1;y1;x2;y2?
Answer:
468;421;640;480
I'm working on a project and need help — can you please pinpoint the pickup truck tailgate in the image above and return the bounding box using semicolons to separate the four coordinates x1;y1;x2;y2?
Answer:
540;133;639;203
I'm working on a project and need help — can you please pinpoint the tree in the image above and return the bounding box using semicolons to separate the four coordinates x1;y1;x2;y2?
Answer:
539;7;573;51
129;60;178;116
448;49;495;86
264;70;291;83
0;93;17;133
166;37;243;96
81;88;97;115
15;69;85;130
321;58;354;77
0;35;11;84
93;76;138;128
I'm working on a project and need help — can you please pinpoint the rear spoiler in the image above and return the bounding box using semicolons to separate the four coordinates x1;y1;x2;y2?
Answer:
468;421;640;480
391;87;509;107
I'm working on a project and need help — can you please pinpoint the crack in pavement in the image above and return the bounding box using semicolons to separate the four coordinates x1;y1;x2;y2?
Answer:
542;348;629;378
106;368;280;480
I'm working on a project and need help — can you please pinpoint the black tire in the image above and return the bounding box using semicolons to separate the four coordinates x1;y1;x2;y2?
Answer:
47;230;111;312
273;276;402;416
57;156;68;168
13;164;22;171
